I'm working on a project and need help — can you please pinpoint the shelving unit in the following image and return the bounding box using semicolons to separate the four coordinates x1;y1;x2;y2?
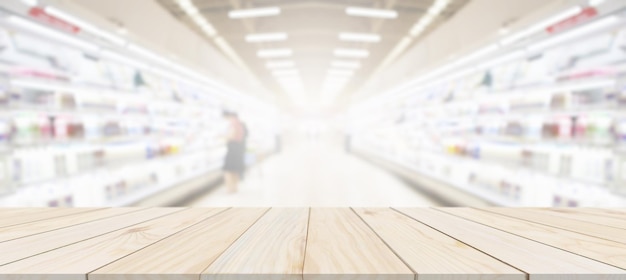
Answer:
350;8;626;207
0;11;276;206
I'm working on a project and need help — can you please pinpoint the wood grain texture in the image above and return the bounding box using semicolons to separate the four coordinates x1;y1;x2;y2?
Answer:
0;208;100;228
0;208;140;242
202;208;309;280
353;208;525;280
440;208;626;270
303;208;413;280
396;208;626;280
0;208;624;280
484;208;626;244
89;208;269;280
528;208;626;230
0;207;179;266
0;208;225;280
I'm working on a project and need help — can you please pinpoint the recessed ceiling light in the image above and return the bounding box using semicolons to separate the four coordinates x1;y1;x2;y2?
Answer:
246;32;288;42
333;48;369;58
266;60;295;69
229;7;281;19
258;48;293;58
346;7;398;19
339;32;381;43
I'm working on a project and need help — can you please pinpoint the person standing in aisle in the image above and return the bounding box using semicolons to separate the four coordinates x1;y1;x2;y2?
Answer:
222;110;247;193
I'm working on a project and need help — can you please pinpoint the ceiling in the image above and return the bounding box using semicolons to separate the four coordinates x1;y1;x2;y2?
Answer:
157;0;469;107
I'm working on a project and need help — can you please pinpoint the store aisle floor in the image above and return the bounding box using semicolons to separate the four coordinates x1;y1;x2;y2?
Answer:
190;138;439;207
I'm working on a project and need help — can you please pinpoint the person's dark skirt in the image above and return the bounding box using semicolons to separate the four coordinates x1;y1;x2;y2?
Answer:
223;141;245;175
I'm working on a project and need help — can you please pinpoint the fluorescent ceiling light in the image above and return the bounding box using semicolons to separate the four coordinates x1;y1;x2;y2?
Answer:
258;48;293;58
176;0;218;37
44;7;126;46
266;60;295;69
501;6;583;46
246;32;288;42
427;0;449;15
346;7;398;19
7;16;100;52
339;32;381;43
229;7;281;19
409;13;436;36
409;25;426;37
332;61;361;69
19;0;37;7
214;36;246;68
528;16;619;52
200;23;218;37
176;0;199;14
589;0;606;6
333;48;369;58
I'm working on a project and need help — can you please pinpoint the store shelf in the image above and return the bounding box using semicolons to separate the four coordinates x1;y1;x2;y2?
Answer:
0;208;624;279
356;147;521;207
349;14;626;207
109;162;222;207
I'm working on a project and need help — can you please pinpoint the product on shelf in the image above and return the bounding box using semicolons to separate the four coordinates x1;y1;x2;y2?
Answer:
349;18;626;207
0;20;276;207
0;154;9;193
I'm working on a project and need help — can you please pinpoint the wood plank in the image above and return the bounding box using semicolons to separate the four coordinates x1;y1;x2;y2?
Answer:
202;208;309;280
538;208;626;219
89;208;269;280
528;208;626;230
0;208;140;242
397;208;626;280
440;208;626;270
483;208;626;244
303;208;413;280
0;208;100;228
0;208;226;280
0;207;180;265
353;208;525;280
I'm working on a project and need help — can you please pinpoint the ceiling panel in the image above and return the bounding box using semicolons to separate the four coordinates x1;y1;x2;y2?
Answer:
157;0;470;107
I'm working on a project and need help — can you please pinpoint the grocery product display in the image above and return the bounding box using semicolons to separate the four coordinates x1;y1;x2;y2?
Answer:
350;13;626;207
0;18;277;207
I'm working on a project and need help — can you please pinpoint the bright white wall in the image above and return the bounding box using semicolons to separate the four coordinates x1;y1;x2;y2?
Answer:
43;0;272;101
354;0;584;100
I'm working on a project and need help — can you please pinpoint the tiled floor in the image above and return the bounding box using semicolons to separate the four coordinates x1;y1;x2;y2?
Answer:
190;137;439;207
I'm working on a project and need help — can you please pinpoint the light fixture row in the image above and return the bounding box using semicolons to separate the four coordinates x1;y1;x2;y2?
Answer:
229;4;402;98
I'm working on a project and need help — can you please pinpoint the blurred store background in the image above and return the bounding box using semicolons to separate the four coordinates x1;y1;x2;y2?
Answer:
0;0;625;207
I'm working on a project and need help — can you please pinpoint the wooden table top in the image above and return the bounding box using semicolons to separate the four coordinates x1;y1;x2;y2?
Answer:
0;207;625;279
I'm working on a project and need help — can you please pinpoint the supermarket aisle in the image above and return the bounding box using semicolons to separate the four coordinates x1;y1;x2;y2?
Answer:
190;135;439;207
